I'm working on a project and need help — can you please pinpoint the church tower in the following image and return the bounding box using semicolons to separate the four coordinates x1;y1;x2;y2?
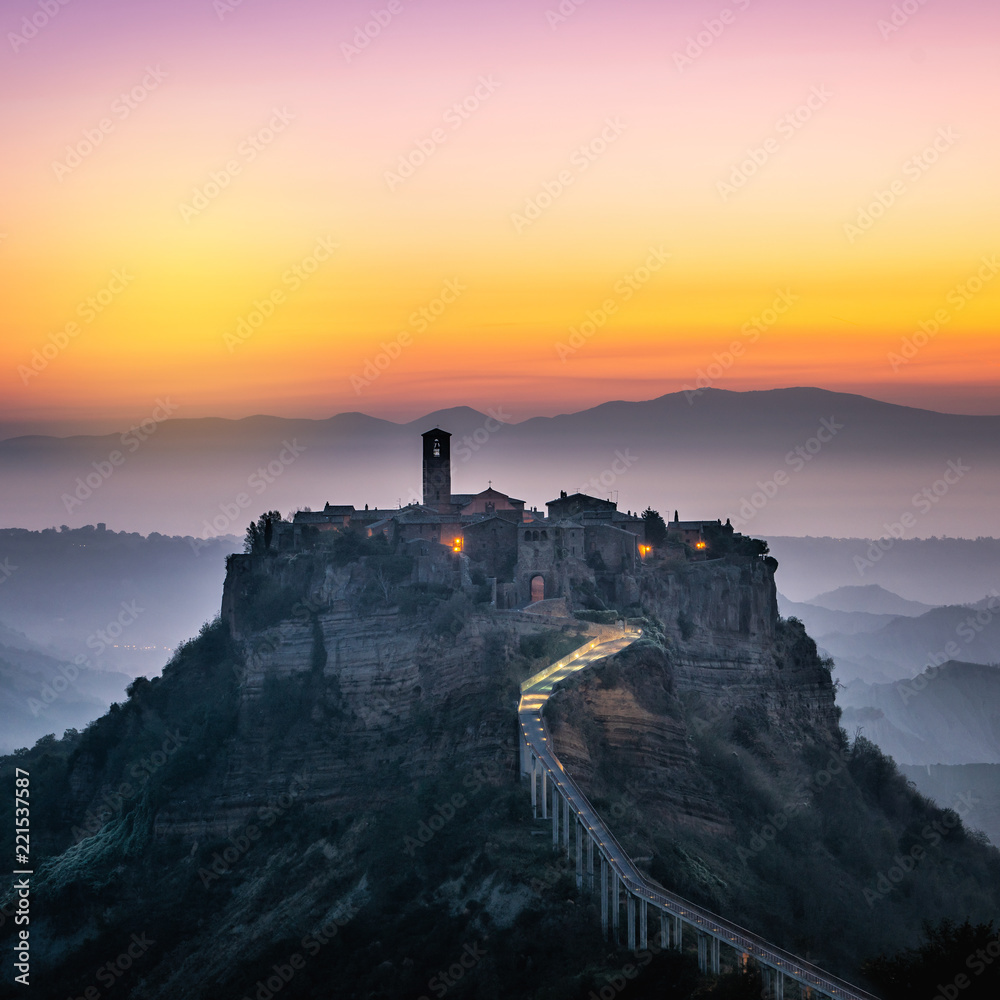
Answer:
422;428;452;510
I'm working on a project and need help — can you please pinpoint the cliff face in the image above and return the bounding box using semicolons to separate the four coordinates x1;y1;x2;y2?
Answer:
156;602;590;842
183;550;833;842
636;556;840;740
14;545;994;999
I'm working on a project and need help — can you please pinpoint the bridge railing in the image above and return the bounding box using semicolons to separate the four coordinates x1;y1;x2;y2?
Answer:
518;637;880;1000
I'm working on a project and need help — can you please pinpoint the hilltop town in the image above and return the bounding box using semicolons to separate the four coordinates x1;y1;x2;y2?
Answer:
259;427;758;612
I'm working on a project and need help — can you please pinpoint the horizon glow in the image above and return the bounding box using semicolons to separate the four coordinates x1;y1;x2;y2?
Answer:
2;0;999;435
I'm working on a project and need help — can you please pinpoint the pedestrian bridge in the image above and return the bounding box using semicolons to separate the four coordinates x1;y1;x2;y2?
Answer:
518;630;879;1000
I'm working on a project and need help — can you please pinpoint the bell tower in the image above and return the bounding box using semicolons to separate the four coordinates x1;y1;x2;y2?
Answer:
422;428;452;510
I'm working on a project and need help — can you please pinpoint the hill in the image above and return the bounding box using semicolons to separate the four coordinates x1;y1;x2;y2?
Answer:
2;534;998;998
0;525;240;676
819;606;1000;683
806;585;936;617
0;639;131;755
838;661;1000;765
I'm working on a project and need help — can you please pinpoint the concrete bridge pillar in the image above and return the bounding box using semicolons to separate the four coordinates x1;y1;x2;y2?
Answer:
530;755;537;817
763;968;783;998
697;934;707;974
541;768;548;820
575;820;583;889
639;898;648;950
600;855;609;937
552;782;559;849
673;915;683;952
586;832;595;893
562;795;570;854
710;936;720;975
627;893;636;951
611;872;620;943
659;912;669;951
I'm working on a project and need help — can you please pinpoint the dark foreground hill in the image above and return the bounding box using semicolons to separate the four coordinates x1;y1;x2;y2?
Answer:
1;540;998;998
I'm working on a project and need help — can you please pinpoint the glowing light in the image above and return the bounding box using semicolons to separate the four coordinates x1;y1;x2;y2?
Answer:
695;541;707;550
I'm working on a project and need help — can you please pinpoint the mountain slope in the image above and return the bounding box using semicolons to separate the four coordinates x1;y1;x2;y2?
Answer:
2;543;999;998
837;661;1000;765
807;585;936;617
821;607;1000;683
2;387;999;538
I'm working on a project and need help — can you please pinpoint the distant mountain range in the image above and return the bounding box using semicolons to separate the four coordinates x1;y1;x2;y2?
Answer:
779;585;1000;684
1;388;998;542
768;535;1000;606
805;584;936;617
0;625;132;755
898;764;1000;847
838;661;1000;765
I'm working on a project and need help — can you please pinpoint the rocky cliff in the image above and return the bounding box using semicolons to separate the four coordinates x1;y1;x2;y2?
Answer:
3;544;999;999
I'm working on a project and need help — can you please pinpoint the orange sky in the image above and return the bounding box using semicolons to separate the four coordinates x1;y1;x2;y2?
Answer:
2;0;998;434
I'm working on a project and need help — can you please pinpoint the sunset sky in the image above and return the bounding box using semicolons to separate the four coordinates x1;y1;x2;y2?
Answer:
2;0;998;435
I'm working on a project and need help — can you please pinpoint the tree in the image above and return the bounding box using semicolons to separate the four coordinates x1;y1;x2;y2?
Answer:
244;511;283;554
862;919;1000;999
641;507;668;545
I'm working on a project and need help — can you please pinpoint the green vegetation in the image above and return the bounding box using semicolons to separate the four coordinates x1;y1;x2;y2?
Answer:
863;918;1000;999
641;507;668;546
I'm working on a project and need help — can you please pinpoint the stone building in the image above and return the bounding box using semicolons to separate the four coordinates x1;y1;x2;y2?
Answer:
282;425;730;609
